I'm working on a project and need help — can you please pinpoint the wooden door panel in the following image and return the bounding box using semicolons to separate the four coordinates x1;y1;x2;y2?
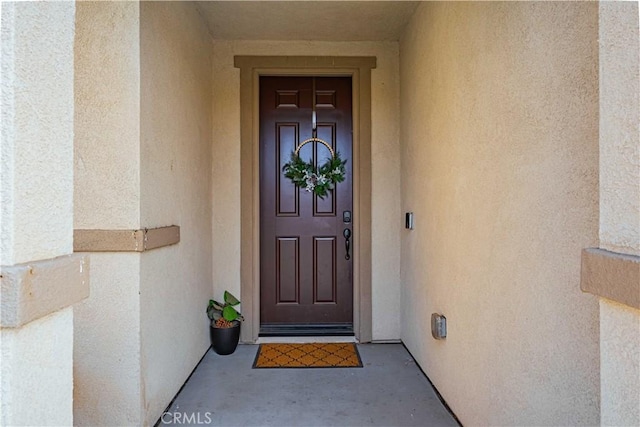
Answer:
314;237;337;303
260;76;352;330
313;123;337;216
276;237;299;304
275;124;300;216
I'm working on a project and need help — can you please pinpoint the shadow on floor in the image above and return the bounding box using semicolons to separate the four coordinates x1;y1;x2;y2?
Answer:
157;343;459;427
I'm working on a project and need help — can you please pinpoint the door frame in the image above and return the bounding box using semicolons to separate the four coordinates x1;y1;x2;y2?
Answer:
234;56;376;343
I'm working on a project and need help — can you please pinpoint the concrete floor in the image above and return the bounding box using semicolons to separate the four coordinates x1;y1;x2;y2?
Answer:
158;343;459;427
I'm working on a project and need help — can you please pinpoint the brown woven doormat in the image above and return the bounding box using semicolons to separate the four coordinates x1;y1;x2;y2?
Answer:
252;343;363;368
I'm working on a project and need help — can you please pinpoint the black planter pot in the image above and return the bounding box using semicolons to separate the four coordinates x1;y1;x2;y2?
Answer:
209;322;241;355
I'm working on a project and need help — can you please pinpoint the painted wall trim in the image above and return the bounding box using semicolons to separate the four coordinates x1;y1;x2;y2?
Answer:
234;56;377;70
581;248;640;309
0;254;90;328
235;55;376;343
73;226;180;252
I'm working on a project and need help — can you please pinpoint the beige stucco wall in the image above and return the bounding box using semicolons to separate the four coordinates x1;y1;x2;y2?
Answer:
1;2;77;425
212;40;401;340
74;2;140;229
74;1;213;425
1;308;74;426
399;2;600;425
140;2;213;424
1;1;75;265
73;2;143;425
600;299;640;426
74;1;141;230
73;253;141;426
599;1;640;258
598;3;640;426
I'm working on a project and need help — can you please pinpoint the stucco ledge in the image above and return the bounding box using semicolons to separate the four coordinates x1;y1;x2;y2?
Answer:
581;248;640;310
1;254;90;328
73;226;180;252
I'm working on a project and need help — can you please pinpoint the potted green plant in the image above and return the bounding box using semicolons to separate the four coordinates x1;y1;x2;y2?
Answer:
206;291;243;355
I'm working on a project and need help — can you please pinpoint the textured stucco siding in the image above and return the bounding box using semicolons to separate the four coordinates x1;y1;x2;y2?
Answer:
1;308;74;426
211;40;402;341
399;2;600;425
73;2;143;425
1;1;75;265
598;3;640;426
139;2;213;424
74;1;141;230
599;1;640;257
1;2;77;426
73;253;142;426
74;2;213;424
600;299;640;426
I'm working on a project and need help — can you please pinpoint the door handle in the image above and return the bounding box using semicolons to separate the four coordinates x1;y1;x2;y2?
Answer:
343;228;351;260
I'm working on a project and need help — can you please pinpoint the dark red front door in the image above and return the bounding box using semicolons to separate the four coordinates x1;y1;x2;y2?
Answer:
259;76;353;334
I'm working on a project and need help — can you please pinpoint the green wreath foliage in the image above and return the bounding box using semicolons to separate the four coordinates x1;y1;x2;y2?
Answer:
282;151;347;198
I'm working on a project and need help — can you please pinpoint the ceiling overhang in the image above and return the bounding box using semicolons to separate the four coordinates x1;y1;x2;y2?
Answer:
195;1;419;41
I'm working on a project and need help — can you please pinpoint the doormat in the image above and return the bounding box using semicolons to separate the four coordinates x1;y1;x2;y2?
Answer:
252;343;363;369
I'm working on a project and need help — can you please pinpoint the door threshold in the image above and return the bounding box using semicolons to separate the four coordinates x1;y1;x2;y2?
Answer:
256;336;358;344
260;323;354;337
